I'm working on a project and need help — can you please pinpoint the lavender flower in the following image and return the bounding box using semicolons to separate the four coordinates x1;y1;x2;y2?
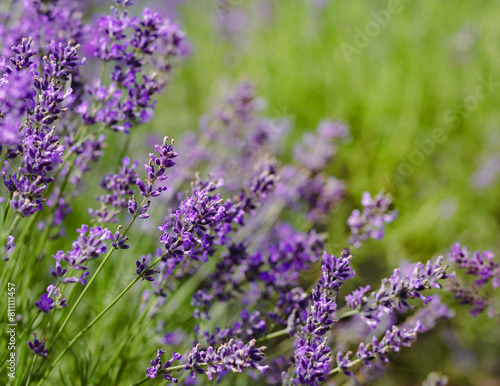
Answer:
34;293;54;314
3;235;15;261
84;2;187;129
348;191;398;248
90;156;139;223
131;137;178;218
32;225;113;313
27;333;49;357
192;225;324;324
448;243;499;288
345;256;452;329
401;295;454;332
147;339;268;382
336;296;452;379
291;250;355;385
293;119;349;172
201;309;267;346
185;339;268;380
35;285;67;313
447;278;490;317
146;349;182;381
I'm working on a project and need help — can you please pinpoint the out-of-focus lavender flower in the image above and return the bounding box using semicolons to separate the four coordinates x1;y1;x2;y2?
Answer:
291;250;355;385
213;1;248;45
90;156;139;223
471;155;500;189
447;278;490;317
83;2;187;130
1;0;89;58
64;134;106;185
27;333;49;357
345;257;452;329
401;296;454;332
175;82;287;195
201;309;266;346
264;356;290;385
297;174;345;222
3;235;16;261
449;243;499;288
192;224;324;325
348;191;397;248
294;119;349;173
422;371;449;386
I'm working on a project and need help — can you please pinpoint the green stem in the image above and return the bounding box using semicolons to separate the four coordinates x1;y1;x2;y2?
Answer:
5;214;22;237
118;133;132;163
257;328;289;342
24;355;38;386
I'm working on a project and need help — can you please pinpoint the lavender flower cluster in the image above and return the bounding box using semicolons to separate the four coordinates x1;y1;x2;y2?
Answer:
0;1;496;386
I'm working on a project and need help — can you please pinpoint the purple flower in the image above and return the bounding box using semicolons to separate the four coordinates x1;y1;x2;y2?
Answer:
201;309;267;346
291;250;355;385
293;119;349;172
336;323;422;376
3;235;16;261
34;293;54;314
84;2;187;129
346;256;453;329
147;339;268;381
448;243;499;288
89;156;139;223
146;349;182;382
37;225;112;310
348;191;398;248
186;339;268;380
447;278;490;317
27;333;49;357
401;295;454;332
133;137;177;214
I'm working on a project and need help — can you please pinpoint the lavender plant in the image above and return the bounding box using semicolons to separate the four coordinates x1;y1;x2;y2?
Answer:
0;1;497;386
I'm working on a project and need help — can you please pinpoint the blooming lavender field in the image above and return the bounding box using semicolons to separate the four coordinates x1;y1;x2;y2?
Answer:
1;0;500;385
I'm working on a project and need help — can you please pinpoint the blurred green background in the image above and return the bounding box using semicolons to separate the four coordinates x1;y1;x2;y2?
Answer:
68;0;500;384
